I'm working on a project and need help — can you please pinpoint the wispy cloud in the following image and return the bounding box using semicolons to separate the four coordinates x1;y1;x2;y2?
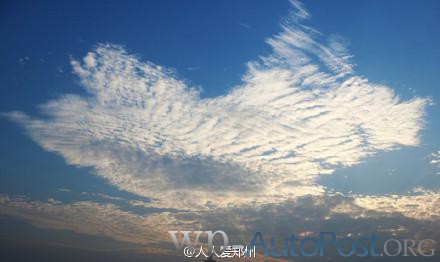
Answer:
431;150;440;168
18;56;30;65
2;192;439;255
0;194;175;249
3;0;435;221
332;187;440;221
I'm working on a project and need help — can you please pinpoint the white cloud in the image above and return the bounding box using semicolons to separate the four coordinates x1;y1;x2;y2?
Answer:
83;52;97;68
18;56;30;65
431;151;440;165
332;188;440;221
429;150;440;175
4;1;431;214
0;194;176;248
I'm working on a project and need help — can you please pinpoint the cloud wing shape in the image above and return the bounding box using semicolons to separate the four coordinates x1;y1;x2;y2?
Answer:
5;1;430;209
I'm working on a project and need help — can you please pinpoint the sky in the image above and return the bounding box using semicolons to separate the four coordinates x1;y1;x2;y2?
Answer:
0;0;440;261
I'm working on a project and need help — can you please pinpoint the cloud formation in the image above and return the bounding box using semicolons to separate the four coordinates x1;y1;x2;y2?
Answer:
2;192;439;256
332;188;440;221
3;1;433;217
0;194;174;250
431;150;440;170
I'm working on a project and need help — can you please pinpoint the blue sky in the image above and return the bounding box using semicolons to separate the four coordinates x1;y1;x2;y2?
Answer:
1;0;440;260
1;0;440;200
